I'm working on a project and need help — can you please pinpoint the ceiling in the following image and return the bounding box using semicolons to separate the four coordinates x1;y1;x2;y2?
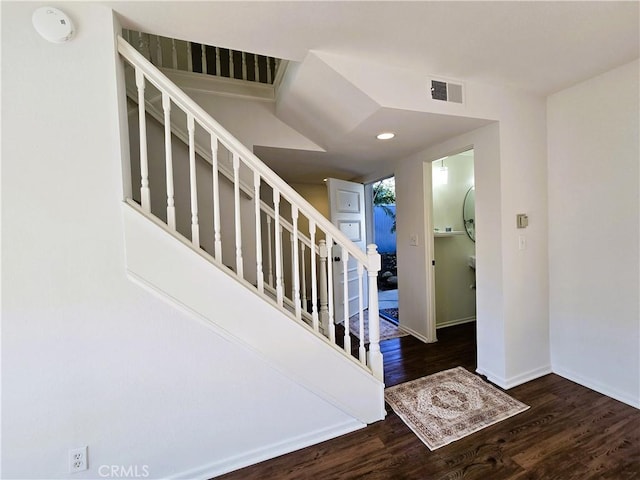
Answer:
113;1;639;183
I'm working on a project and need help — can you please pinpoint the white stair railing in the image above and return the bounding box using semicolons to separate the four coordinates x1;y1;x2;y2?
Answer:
119;35;383;380
123;29;285;87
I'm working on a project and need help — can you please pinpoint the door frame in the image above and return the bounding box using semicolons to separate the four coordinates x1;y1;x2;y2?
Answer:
424;146;475;341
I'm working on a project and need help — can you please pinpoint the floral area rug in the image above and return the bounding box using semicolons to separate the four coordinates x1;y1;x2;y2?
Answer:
379;308;399;322
385;367;530;450
347;309;408;343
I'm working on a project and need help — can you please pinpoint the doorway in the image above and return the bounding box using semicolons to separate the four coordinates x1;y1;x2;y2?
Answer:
430;149;476;331
370;176;399;324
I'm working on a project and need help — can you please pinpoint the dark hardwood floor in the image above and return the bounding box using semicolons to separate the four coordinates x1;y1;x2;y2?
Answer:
217;323;640;479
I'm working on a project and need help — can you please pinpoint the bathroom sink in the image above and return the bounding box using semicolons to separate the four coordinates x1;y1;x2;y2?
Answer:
468;255;476;269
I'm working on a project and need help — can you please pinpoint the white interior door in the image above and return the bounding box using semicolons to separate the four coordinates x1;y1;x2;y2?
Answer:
327;178;368;323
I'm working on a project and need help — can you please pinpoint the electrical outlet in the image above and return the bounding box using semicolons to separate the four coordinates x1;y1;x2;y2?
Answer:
69;446;88;473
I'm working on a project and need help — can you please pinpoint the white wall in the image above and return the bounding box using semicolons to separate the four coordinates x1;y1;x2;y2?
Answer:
547;60;640;408
1;3;364;477
325;53;550;388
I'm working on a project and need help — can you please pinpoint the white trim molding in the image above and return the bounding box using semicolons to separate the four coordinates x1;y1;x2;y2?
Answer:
476;365;553;390
553;366;640;409
170;419;365;479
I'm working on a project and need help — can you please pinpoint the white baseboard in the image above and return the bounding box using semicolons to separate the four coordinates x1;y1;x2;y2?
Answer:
398;324;436;343
170;419;365;479
476;365;552;390
436;316;476;330
553;366;640;409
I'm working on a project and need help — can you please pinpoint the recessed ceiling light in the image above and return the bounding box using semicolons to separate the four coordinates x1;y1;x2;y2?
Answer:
376;132;395;140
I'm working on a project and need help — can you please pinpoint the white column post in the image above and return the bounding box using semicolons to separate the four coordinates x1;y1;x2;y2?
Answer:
161;93;175;229
254;171;264;293
366;244;383;380
201;44;207;74
187;114;199;247
266;56;273;84
171;39;178;69
342;247;351;354
292;206;301;320
215;47;221;76
134;68;150;213
254;54;260;83
232;153;243;278
310;222;319;332
155;36;163;67
211;136;222;262
266;215;274;287
241;52;248;80
318;238;329;335
326;234;335;343
186;42;193;72
273;190;283;306
357;263;366;365
300;243;307;314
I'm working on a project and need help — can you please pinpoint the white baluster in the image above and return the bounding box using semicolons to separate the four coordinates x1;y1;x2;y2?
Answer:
229;49;235;79
201;44;207;74
300;243;307;314
292;206;301;320
134;68;150;213
266;215;274;287
342;247;351;354
273;190;283;306
215;47;221;77
211;136;222;262
280;225;285;297
161;93;175;229
367;244;383;380
310;222;319;332
140;33;151;61
186;42;193;72
290;231;295;299
187;114;199;247
357;263;366;365
254;171;264;293
134;31;141;53
241;52;248;81
155;36;163;67
171;39;178;69
326;235;335;343
266;56;272;84
254;54;260;83
232;154;243;278
318;238;328;334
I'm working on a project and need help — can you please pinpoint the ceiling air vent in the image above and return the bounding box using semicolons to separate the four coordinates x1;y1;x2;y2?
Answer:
430;78;464;104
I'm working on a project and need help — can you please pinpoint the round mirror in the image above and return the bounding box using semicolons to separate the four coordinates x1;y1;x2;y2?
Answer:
463;186;475;242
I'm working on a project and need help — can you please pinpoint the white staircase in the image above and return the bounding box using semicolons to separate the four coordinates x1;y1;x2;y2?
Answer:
118;35;386;423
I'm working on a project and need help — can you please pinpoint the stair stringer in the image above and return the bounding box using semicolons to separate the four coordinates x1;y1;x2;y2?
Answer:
122;202;386;424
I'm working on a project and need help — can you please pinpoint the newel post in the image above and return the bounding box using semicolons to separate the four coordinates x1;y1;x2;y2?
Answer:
367;244;383;381
318;239;329;334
